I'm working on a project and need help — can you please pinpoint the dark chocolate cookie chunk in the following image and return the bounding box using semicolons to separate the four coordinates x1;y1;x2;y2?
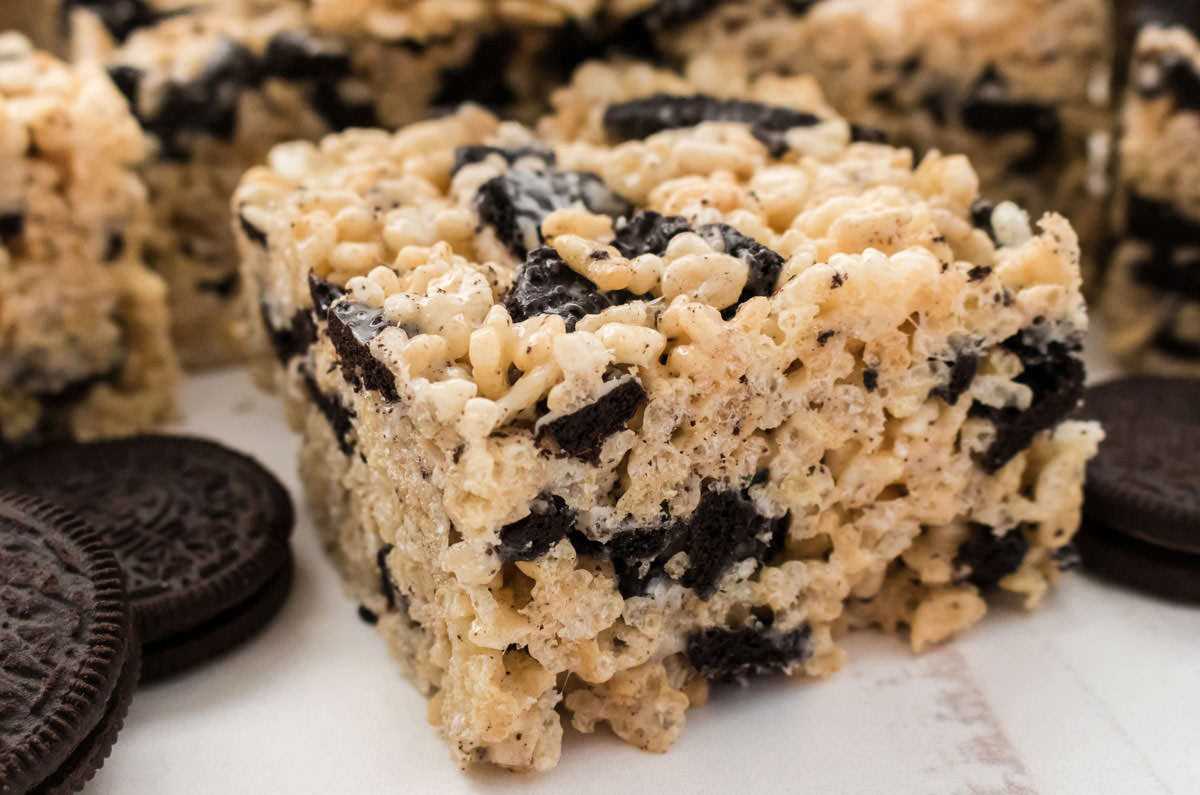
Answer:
1077;377;1200;554
0;436;294;677
496;493;575;562
603;94;821;156
536;377;646;460
970;327;1085;472
476;169;634;259
954;522;1029;589
1076;518;1200;604
505;247;644;331
686;623;812;680
961;66;1062;174
0;492;134;794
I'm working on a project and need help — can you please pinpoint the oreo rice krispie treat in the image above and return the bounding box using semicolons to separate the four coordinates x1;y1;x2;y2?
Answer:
236;64;1102;771
636;0;1115;280
0;34;176;448
68;0;461;366
1102;2;1200;374
63;0;664;366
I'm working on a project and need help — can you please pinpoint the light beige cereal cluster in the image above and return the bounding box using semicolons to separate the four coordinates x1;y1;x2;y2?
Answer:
647;0;1114;281
1102;21;1200;374
238;62;1101;772
0;34;177;445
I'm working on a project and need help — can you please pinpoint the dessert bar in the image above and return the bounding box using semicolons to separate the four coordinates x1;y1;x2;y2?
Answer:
238;65;1101;769
0;34;176;448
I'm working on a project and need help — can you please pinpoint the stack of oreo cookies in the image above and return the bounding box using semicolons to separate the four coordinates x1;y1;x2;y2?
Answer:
1076;377;1200;604
0;436;295;792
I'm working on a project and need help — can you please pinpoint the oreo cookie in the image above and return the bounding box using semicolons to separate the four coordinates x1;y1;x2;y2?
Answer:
0;492;139;793
1075;519;1200;604
1078;377;1200;554
0;435;295;682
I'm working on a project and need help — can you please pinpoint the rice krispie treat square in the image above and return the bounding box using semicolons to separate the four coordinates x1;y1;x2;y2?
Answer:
638;0;1115;282
0;34;177;448
1102;4;1200;374
236;63;1101;771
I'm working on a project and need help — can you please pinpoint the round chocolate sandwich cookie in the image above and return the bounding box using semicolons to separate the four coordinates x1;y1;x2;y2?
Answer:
1078;377;1200;555
141;548;294;683
1075;518;1200;605
0;492;138;794
0;435;294;682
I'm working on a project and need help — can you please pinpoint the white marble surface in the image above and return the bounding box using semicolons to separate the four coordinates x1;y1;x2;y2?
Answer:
88;327;1199;795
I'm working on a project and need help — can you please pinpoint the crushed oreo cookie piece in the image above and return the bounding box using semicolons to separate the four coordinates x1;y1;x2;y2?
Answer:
1135;53;1200;112
850;123;888;144
505;247;643;331
260;303;316;364
1125;191;1200;244
302;371;355;456
0;210;24;243
612;210;693;258
686;623;812;680
496;493;575;562
606;480;789;600
603;94;821;156
970;328;1085;472
970;198;996;240
954;522;1029;588
106;64;142;106
432;32;517;112
477;169;633;258
1151;325;1200;359
451;144;555;176
327;301;398;401
930;352;979;405
376;545;400;609
103;230;125;262
1052;543;1081;572
640;0;723;31
308;271;346;315
239;212;268;248
695;223;786;314
538;378;646;460
310;82;379;132
140;38;262;159
72;0;191;43
261;31;352;81
1131;248;1200;300
961;66;1062;174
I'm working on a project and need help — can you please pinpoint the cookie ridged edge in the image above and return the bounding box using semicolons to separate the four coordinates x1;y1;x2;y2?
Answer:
0;491;131;795
0;435;294;644
1080;376;1200;553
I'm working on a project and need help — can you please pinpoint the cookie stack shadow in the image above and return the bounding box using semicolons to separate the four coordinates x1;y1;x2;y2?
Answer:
0;435;295;793
1075;377;1200;604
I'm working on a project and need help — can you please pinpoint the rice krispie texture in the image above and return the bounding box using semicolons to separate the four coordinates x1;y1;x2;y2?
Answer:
0;34;177;448
237;64;1102;771
636;0;1115;281
63;0;1120;366
63;0;671;366
1102;4;1200;374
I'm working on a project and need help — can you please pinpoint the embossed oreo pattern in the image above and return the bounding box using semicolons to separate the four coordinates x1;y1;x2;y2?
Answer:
1079;377;1200;554
0;437;293;644
0;492;129;794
